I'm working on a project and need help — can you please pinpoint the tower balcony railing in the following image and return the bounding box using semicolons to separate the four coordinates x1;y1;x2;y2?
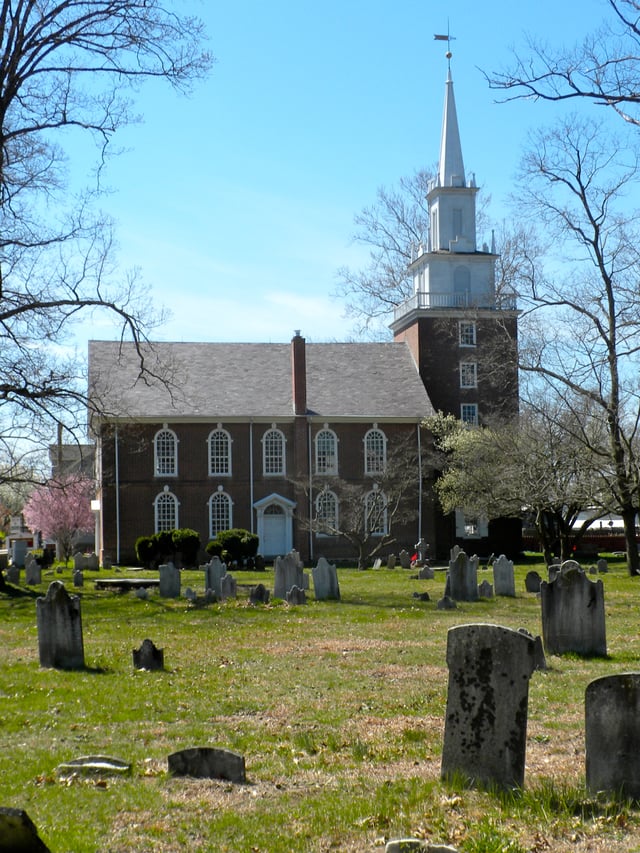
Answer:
393;290;518;322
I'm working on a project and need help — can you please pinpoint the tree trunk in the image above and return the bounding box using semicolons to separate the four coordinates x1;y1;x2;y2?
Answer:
621;505;640;576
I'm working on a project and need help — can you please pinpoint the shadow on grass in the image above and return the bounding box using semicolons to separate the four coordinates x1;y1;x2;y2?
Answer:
1;582;39;599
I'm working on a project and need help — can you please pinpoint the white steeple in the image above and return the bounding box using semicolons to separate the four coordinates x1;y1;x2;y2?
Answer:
439;69;465;188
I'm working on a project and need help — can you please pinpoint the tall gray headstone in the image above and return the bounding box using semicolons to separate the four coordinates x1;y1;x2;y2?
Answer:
220;572;237;600
540;568;606;656
586;673;640;798
87;552;99;571
274;551;305;599
6;565;19;584
312;557;340;600
441;623;537;789
159;561;180;598
493;554;515;597
25;560;41;585
399;549;411;569
447;550;478;602
596;558;608;574
73;552;87;572
204;556;226;598
36;581;85;669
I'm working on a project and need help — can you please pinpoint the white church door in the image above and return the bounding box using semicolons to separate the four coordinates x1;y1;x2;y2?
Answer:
254;494;295;558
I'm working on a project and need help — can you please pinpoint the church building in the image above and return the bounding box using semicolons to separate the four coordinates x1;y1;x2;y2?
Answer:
88;62;519;565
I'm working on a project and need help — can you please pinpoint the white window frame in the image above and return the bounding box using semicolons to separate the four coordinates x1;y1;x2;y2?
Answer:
364;426;387;476
209;489;232;538
459;320;477;347
208;425;232;476
460;361;477;389
315;427;338;475
315;489;338;536
154;488;178;532
461;403;478;426
262;426;286;476
154;425;178;477
365;488;388;537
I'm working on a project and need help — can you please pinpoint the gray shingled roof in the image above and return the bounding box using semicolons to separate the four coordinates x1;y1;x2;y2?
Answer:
88;340;434;421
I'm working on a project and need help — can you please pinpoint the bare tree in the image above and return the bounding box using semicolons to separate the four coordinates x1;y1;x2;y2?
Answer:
0;2;212;485
486;0;640;127
514;115;640;574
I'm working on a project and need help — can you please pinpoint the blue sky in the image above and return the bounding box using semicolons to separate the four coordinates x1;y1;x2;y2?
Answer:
83;0;608;346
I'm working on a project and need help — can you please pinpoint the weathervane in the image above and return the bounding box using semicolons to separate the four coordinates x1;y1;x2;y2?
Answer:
434;26;455;69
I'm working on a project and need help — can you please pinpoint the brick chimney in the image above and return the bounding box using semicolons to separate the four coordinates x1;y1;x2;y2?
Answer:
291;330;307;416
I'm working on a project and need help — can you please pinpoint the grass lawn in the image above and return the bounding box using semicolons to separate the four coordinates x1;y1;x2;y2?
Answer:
1;557;640;852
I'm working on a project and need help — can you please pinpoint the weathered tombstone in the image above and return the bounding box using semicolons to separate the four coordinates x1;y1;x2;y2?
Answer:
597;558;608;574
415;538;428;563
135;587;149;600
477;579;494;598
12;540;28;568
249;583;270;605
524;571;542;593
385;842;458;853
493;554;516;597
6;565;19;584
73;569;84;588
540;568;606;656
204;556;227;598
517;628;547;671
254;554;265;571
399;549;412;569
25;560;41;586
168;747;246;783
586;673;640;798
159;561;180;598
561;559;582;574
86;553;99;571
133;638;164;671
450;545;461;562
56;755;131;778
0;807;51;852
446;550;478;602
286;585;306;605
220;573;237;600
412;591;430;602
387;554;396;569
437;595;457;610
184;587;196;602
372;558;382;570
72;552;87;572
418;565;434;580
441;623;537;789
273;551;305;599
312;557;340;601
36;581;84;669
102;555;113;571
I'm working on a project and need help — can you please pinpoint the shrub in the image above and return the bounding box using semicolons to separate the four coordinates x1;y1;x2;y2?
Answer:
171;528;200;567
135;535;157;568
205;528;259;565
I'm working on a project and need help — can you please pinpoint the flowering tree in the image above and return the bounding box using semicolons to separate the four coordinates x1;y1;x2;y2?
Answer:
23;476;95;564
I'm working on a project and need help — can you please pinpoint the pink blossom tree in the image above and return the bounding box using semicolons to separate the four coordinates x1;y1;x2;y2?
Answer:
23;476;95;564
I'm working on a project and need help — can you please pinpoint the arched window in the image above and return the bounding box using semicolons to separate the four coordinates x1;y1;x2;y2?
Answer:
315;489;338;535
315;427;338;475
209;489;232;538
154;426;178;477
208;426;232;476
262;426;286;476
364;488;387;537
364;426;387;476
154;488;178;533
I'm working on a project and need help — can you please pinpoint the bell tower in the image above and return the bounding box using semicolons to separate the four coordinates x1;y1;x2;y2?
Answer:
390;56;518;425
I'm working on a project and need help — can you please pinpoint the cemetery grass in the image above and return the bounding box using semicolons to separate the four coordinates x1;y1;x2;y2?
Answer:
2;560;640;851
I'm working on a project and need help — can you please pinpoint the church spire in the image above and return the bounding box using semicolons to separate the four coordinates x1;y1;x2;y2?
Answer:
439;69;465;188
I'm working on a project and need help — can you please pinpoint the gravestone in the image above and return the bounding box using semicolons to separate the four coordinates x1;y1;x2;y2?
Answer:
415;538;428;563
561;559;581;574
204;556;227;598
493;554;515;597
597;558;608;574
273;551;306;599
220;573;237;600
524;571;541;593
12;540;27;568
450;545;461;561
540;568;606;656
135;587;149;600
477;579;493;598
254;554;265;571
36;581;84;669
548;564;561;582
286;585;306;605
312;557;340;601
6;565;19;584
168;747;246;783
399;549;412;569
249;583;270;605
441;623;537;789
73;552;87;572
387;554;396;569
517;628;547;671
418;565;434;580
585;673;640;798
133;638;164;671
446;550;478;602
0;807;51;852
103;555;113;571
73;569;84;588
159;562;180;598
25;560;41;585
437;595;457;610
372;558;382;570
87;553;99;571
